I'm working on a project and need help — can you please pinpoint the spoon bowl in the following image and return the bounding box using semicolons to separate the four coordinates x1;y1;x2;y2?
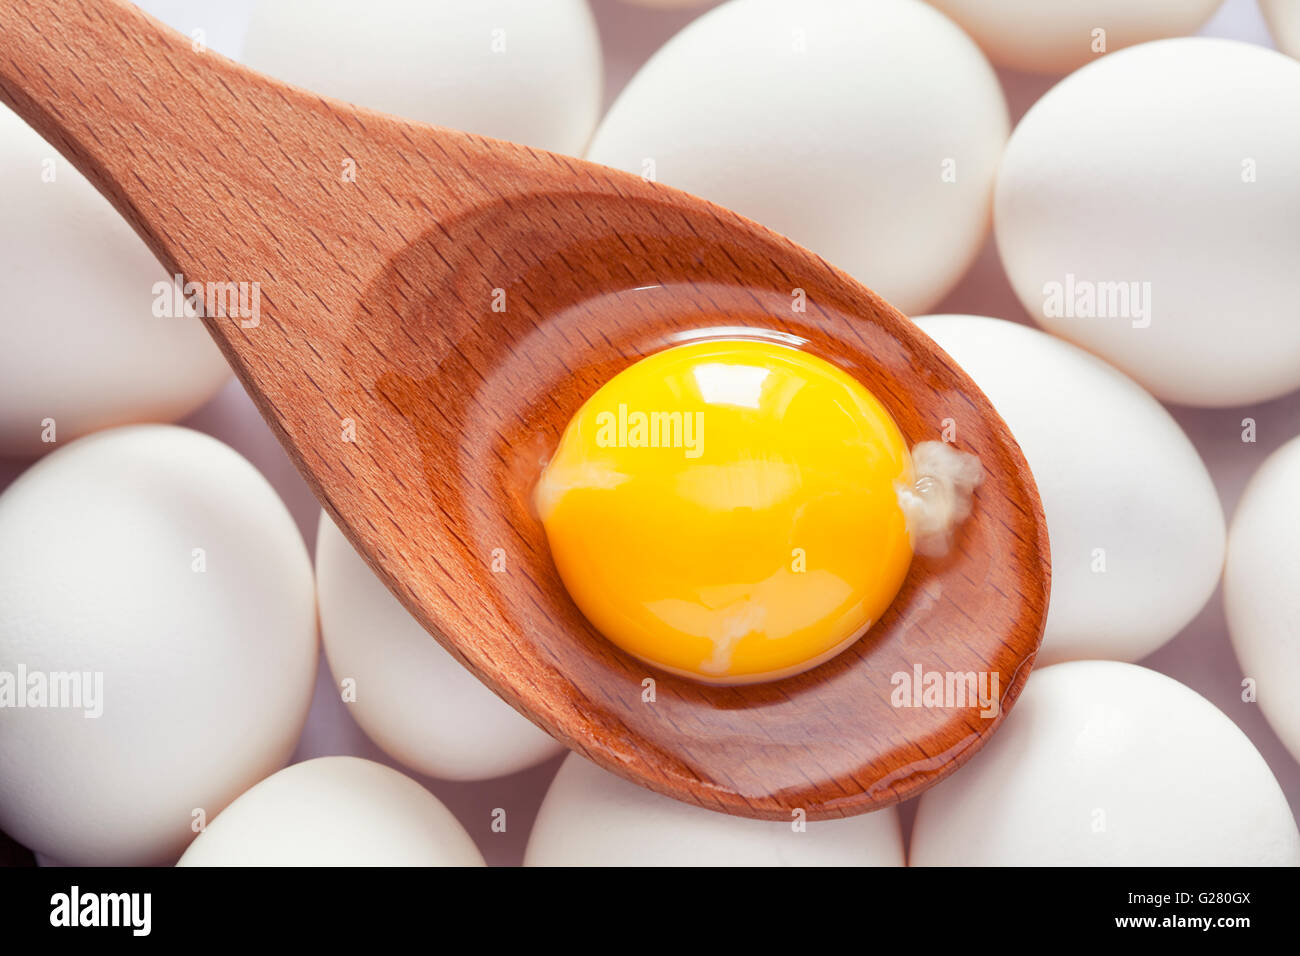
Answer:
0;0;1049;818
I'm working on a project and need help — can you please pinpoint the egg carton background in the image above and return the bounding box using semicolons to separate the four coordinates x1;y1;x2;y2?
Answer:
1;0;1295;866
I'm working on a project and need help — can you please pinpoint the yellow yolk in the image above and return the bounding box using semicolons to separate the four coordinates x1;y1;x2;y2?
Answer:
535;339;915;685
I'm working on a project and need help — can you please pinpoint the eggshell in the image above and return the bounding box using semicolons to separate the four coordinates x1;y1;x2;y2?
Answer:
0;105;231;459
914;315;1223;665
910;661;1300;865
525;753;904;866
315;512;564;781
1225;435;1300;767
996;38;1300;407
0;425;317;865
241;0;603;156
177;756;483;866
586;0;1008;315
1261;0;1300;59
923;0;1220;74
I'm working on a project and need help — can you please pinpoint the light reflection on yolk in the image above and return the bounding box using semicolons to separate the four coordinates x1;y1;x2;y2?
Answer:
535;338;914;685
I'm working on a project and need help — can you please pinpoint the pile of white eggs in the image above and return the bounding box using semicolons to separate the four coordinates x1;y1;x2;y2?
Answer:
1;0;1298;866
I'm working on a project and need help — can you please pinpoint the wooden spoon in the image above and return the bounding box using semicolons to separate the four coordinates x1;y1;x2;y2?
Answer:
0;0;1049;820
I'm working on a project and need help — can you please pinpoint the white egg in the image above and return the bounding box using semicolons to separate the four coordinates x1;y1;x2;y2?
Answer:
525;753;904;866
0;426;317;865
911;661;1300;865
996;39;1300;407
1225;435;1300;768
177;757;484;866
923;0;1220;74
241;0;603;156
1261;0;1300;59
586;0;1008;315
0;106;230;459
315;511;564;781
914;315;1223;665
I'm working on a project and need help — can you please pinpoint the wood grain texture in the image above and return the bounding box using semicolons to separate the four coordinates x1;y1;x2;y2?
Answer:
0;0;1050;819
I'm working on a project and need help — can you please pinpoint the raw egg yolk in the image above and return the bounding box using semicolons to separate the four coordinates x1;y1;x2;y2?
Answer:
535;339;914;685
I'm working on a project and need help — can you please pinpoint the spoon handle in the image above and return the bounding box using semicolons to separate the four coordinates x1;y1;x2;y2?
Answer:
0;0;309;279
